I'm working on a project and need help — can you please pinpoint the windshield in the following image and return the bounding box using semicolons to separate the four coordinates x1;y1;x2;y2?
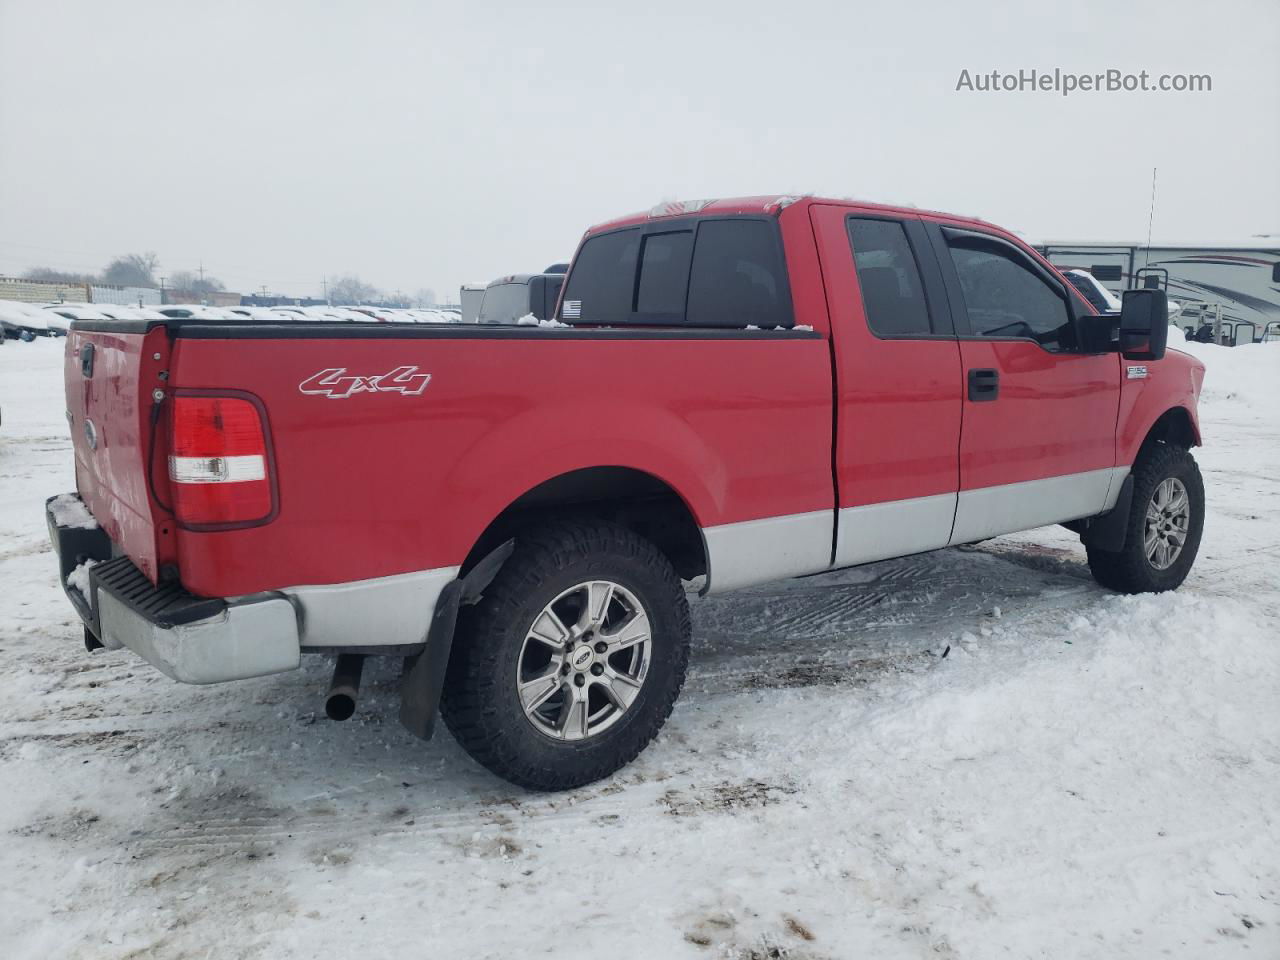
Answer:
478;281;532;324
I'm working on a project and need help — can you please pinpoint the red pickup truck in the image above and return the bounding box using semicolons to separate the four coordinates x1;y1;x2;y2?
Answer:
48;196;1205;790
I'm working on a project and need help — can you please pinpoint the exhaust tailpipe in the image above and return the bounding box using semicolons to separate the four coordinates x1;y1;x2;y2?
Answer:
325;654;365;721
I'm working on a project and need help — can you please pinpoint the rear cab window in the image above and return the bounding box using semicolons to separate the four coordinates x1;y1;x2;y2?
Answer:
636;231;694;318
560;217;791;328
559;229;640;323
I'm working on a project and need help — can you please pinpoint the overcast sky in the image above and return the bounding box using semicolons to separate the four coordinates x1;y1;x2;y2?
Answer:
1;0;1277;300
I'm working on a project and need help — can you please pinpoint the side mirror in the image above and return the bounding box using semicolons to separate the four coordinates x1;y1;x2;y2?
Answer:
1119;289;1168;360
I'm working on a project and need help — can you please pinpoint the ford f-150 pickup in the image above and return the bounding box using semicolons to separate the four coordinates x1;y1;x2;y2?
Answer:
47;195;1205;790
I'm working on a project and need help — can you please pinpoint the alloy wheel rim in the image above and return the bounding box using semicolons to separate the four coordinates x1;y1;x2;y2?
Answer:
516;580;652;741
1144;477;1191;570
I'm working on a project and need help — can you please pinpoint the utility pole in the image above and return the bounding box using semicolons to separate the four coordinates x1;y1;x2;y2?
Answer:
321;275;329;304
197;261;205;287
158;276;167;305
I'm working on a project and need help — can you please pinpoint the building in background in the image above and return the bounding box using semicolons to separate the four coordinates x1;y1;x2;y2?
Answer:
459;283;485;323
0;277;90;303
91;284;162;306
162;288;241;307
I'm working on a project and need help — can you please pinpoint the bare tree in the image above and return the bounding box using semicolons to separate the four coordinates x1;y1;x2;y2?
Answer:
169;270;226;295
414;288;438;307
101;252;159;287
327;274;380;305
23;267;95;284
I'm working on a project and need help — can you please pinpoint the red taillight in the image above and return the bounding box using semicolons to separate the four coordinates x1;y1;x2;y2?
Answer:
168;395;274;527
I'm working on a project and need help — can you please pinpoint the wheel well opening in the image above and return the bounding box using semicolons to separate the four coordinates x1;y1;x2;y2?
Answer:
461;467;708;582
1143;407;1198;452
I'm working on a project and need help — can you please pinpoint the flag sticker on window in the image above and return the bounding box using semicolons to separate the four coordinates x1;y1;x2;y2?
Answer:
562;300;581;319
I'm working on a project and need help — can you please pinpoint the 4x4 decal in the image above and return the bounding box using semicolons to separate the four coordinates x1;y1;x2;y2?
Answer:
299;365;432;399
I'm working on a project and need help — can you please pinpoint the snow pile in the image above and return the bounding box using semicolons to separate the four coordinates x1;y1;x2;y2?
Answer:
66;558;98;607
515;313;569;328
1171;327;1278;413
47;493;98;530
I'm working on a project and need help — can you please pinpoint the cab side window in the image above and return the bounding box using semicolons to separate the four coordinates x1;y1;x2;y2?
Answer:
947;236;1074;351
846;218;933;337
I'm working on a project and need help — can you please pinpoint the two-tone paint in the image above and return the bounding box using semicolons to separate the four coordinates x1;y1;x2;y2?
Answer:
61;196;1205;655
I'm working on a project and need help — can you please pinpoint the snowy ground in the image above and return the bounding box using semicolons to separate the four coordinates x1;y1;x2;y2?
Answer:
1;334;1276;959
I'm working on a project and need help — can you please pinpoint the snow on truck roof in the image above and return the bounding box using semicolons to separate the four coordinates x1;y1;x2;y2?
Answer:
583;195;994;236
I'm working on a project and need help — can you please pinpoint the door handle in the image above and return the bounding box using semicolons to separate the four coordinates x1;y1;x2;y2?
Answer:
967;368;999;402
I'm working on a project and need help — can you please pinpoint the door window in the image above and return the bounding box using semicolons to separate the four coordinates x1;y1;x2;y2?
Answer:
947;236;1074;351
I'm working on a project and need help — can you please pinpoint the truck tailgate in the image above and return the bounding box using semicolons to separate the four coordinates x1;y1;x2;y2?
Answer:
64;325;173;583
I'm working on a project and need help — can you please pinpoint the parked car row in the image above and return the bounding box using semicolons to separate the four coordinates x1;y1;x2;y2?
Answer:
219;305;462;324
0;300;78;338
0;300;462;338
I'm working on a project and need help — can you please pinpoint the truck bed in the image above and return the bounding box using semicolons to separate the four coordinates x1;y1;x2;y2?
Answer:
65;317;832;600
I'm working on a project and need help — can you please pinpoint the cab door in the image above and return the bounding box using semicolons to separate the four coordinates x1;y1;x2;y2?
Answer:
926;223;1123;543
810;204;963;566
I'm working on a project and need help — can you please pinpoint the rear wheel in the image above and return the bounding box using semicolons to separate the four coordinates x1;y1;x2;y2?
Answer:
440;519;690;790
1087;443;1204;593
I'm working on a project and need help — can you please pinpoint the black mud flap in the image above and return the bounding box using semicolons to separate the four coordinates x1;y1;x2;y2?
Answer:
397;540;515;741
397;579;463;741
1075;475;1135;553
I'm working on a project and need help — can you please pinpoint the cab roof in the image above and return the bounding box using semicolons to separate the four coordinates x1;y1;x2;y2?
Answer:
584;195;996;236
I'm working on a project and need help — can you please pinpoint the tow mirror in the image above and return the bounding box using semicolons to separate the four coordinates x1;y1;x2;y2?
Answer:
1119;289;1169;361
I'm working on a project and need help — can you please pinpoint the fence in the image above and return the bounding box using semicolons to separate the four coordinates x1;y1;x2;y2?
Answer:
90;284;162;305
0;276;90;304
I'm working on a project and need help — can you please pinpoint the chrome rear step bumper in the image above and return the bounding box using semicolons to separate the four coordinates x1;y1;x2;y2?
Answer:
46;494;300;683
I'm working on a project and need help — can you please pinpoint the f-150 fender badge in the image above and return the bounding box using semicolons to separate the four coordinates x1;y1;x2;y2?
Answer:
1126;365;1149;380
299;365;432;399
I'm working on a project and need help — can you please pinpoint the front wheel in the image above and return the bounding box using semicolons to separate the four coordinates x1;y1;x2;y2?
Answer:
1087;443;1205;594
440;520;691;790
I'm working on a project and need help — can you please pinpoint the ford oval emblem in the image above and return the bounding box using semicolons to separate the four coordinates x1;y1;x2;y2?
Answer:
83;417;98;451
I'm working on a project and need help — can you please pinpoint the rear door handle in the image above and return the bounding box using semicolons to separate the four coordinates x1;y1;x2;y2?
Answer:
967;368;999;402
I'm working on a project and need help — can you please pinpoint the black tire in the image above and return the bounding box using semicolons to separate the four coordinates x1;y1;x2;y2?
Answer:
1087;443;1205;594
440;519;691;791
